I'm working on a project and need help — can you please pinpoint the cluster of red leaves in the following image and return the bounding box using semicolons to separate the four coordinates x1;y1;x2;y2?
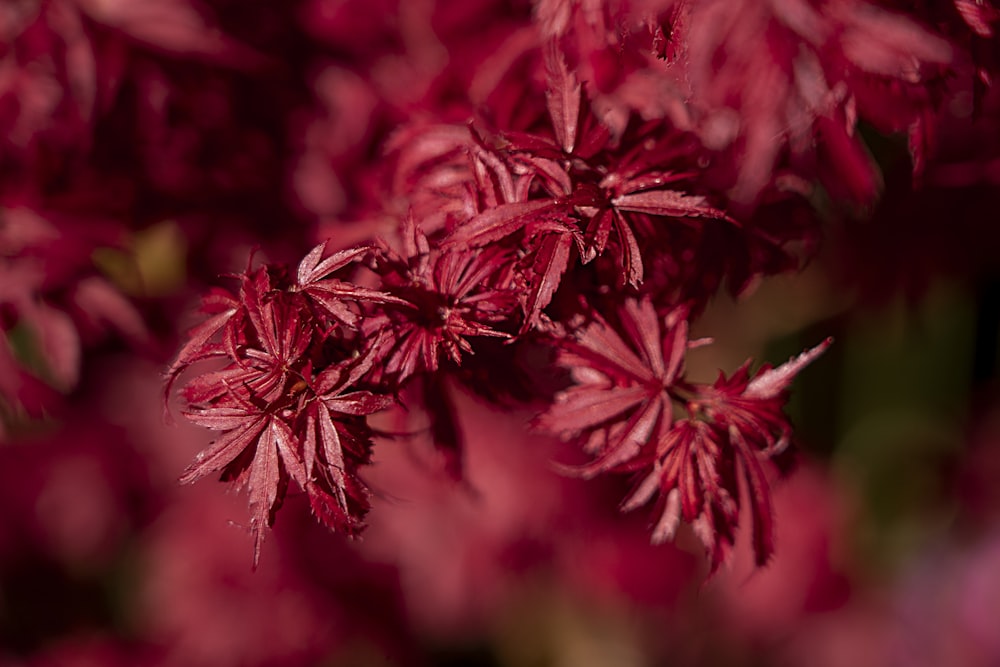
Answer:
164;0;997;576
2;0;984;575
537;296;830;571
170;26;834;570
166;250;399;565
538;0;956;206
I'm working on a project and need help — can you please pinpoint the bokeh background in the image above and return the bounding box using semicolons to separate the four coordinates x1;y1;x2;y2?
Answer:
2;1;1000;665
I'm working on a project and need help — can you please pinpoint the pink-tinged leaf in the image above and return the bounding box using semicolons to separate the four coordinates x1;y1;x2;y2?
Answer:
381;330;424;380
619;299;665;377
612;190;731;221
73;277;149;344
954;0;999;37
472;145;518;205
312;366;347;401
197;287;241;314
53;2;97;121
522;232;573;332
519;155;573;196
301;281;408;327
305;480;361;535
649;488;683;544
304;280;408;306
23;302;80;391
730;426;775;566
271;417;307;488
581;208;613;263
311;340;382;397
539;384;653;435
0;208;58;252
240;269;270;345
316;404;348;508
400;213;430;263
839;6;953;77
163;305;235;410
663;311;690;385
613;209;645;287
770;0;830;44
621;464;666;513
615;170;698;196
180;368;261;411
446;320;510;340
577;396;666;478
388;123;473;192
908;112;934;183
342;337;385;388
544;42;581;154
535;0;573;36
247;419;281;567
437;246;505;301
444;200;568;247
323;391;395;416
303;413;318;481
183;404;256;430
302;287;358;326
296;243;369;286
179;413;267;484
816;115;882;204
678;443;703;522
745;337;832;399
501;131;565;160
364;229;519;377
79;0;258;64
563;309;654;383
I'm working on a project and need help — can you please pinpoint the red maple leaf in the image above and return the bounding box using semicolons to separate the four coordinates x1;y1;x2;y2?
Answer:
171;255;397;563
300;343;395;537
441;49;732;328
622;338;832;572
538;297;696;475
181;396;298;567
541;292;830;572
365;218;518;384
620;418;741;572
294;241;406;326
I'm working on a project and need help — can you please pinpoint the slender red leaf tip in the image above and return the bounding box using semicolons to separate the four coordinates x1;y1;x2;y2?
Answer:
296;242;369;286
544;41;581;154
610;190;734;224
745;336;833;399
441;198;576;249
294;241;408;326
520;232;575;334
162;296;239;418
299;341;396;541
